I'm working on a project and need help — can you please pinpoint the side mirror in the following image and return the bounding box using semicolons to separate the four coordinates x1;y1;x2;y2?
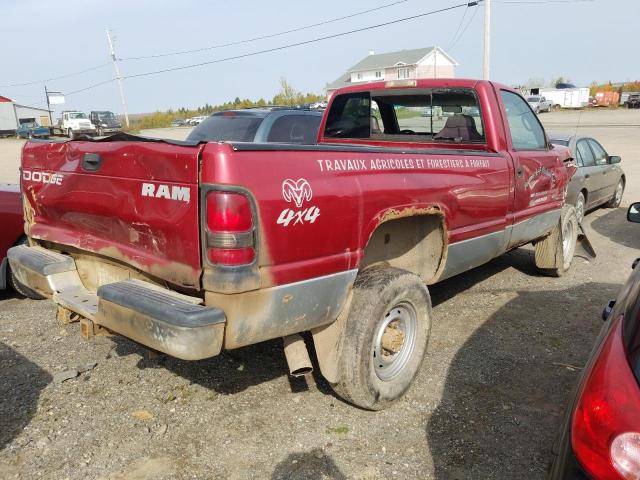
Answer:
609;155;621;164
628;203;640;223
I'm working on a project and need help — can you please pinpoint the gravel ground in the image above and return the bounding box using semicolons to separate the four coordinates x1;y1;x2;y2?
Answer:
1;109;639;479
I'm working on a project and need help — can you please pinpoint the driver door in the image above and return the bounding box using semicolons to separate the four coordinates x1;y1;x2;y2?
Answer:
499;90;567;249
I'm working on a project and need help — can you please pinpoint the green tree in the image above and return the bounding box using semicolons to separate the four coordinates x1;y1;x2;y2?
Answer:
272;78;300;106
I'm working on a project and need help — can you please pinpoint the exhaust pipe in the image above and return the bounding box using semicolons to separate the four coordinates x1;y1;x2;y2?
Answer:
283;334;313;377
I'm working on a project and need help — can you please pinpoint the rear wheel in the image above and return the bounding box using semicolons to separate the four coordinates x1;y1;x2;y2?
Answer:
331;266;431;410
606;179;624;208
535;205;578;277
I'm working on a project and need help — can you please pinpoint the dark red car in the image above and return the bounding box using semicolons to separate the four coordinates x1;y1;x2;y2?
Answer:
548;202;640;479
0;184;40;297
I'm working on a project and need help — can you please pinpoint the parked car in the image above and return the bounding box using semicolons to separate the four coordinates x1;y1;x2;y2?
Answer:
187;108;322;144
309;101;328;110
527;95;552;113
187;116;208;125
16;122;49;139
625;94;640;109
0;184;42;298
171;119;187;127
547;201;640;479
89;111;122;136
549;134;625;223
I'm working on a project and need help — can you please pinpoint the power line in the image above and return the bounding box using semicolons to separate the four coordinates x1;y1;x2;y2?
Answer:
448;2;481;51
123;3;469;81
65;79;116;97
0;62;110;89
445;5;469;51
121;0;411;61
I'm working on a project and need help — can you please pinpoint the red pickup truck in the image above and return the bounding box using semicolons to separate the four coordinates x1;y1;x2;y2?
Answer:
9;79;578;409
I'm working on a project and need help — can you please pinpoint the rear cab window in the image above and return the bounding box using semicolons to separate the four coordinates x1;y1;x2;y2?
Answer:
324;88;485;145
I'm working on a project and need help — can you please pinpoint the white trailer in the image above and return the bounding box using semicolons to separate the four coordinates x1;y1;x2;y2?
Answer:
539;88;589;109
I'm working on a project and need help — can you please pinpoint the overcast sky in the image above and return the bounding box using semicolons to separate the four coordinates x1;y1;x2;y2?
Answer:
1;0;636;116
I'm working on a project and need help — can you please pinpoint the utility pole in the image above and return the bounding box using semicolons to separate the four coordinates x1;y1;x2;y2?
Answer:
106;30;130;128
44;85;53;126
483;0;491;80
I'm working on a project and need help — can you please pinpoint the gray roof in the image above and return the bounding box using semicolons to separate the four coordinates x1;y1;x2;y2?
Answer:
326;47;457;91
347;47;434;73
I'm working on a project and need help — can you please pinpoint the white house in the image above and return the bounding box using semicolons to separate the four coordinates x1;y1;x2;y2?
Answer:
326;46;458;97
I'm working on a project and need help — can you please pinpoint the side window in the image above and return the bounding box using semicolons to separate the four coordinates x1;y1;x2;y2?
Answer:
324;93;371;139
587;139;608;166
574;145;584;167
576;140;595;167
267;115;309;143
500;90;546;150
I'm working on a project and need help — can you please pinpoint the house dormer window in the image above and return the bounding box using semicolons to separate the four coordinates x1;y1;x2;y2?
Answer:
375;71;382;78
356;73;363;80
397;67;409;79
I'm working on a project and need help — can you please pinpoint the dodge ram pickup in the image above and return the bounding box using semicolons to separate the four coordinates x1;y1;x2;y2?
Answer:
9;79;579;410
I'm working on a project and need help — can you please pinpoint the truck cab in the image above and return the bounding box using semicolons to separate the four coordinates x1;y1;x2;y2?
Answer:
89;111;122;136
59;111;95;139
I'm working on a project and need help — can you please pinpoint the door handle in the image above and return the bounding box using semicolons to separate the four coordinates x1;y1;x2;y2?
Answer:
516;166;524;178
82;153;102;172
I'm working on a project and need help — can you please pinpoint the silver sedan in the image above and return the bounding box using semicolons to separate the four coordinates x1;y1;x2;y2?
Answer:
549;134;625;223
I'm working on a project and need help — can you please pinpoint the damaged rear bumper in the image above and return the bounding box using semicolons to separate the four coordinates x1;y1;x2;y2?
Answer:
7;245;225;360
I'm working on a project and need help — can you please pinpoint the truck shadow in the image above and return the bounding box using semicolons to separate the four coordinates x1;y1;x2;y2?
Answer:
0;342;51;449
430;247;539;306
590;207;640;249
111;245;555;400
425;282;617;479
113;333;337;398
271;448;348;480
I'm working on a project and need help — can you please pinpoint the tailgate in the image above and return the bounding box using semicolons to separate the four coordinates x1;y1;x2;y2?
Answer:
21;140;203;288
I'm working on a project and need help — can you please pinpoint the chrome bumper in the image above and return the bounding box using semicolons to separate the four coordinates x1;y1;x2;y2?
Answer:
7;245;225;360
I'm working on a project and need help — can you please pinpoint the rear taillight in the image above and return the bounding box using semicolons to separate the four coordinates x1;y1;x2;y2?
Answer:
572;316;640;479
205;191;254;266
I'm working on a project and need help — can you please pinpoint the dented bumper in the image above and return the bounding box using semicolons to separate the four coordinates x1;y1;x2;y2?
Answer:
7;245;225;360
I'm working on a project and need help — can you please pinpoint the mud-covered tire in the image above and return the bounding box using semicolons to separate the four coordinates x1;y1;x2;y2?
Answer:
605;179;624;208
331;266;431;410
534;205;579;277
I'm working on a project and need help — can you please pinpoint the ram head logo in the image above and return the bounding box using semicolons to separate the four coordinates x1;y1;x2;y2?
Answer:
282;178;313;208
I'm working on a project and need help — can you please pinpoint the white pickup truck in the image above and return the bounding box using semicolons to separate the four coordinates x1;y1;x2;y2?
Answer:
526;95;552;113
58;111;96;139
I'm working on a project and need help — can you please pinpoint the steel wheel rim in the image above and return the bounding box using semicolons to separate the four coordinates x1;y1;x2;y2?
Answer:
373;302;417;381
576;198;584;224
615;182;623;204
562;219;574;260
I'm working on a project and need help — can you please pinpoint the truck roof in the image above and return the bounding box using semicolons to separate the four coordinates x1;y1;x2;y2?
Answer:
330;78;514;96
